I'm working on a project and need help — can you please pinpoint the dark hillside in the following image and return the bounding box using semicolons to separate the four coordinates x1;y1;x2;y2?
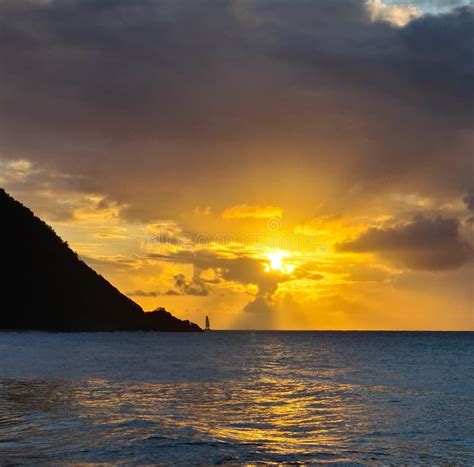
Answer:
0;189;200;332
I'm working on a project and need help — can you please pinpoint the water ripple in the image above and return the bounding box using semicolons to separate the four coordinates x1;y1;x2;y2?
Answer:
0;331;473;464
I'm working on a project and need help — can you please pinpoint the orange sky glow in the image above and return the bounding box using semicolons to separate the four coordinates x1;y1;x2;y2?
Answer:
0;0;472;330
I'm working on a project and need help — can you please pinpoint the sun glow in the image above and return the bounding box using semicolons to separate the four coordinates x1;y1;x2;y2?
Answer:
265;251;294;274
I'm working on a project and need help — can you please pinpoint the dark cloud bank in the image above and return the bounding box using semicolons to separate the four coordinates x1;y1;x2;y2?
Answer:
338;215;473;270
0;0;472;216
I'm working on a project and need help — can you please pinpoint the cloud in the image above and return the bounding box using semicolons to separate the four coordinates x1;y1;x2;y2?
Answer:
463;190;474;212
168;272;210;296
71;196;124;222
149;249;290;301
81;254;143;270
337;215;473;270
152;249;300;318
0;0;471;225
367;0;421;27
87;225;129;240
2;159;33;176
292;264;325;281
193;205;212;216
127;289;158;298
222;204;283;220
146;221;193;247
243;296;275;313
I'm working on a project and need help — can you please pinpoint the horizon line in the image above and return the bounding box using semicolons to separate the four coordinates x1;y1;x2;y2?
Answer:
206;329;474;332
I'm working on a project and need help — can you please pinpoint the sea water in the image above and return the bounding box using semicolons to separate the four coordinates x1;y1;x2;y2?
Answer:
0;331;472;464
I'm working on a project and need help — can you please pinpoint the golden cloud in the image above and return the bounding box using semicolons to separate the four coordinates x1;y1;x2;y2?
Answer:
222;204;283;220
366;0;421;27
72;196;124;222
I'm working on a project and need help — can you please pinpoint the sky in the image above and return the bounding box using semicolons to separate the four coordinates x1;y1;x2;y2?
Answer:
0;0;472;330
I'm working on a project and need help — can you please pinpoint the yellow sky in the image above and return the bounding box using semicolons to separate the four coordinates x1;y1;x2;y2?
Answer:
27;188;469;331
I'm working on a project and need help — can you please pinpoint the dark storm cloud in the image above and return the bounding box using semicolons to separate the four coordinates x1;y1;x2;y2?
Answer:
337;215;473;270
0;0;250;142
0;0;472;219
399;6;474;118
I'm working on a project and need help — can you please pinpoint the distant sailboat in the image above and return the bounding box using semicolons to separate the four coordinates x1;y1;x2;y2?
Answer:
205;315;210;331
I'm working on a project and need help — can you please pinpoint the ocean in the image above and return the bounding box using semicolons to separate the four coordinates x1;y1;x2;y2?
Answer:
0;331;472;464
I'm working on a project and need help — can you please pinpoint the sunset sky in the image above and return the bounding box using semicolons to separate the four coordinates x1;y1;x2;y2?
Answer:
0;0;472;329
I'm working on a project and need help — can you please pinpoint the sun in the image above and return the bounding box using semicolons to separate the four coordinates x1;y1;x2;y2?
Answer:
265;251;294;274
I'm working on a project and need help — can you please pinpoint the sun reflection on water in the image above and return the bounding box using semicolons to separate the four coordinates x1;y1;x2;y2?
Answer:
65;376;360;461
0;332;472;464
